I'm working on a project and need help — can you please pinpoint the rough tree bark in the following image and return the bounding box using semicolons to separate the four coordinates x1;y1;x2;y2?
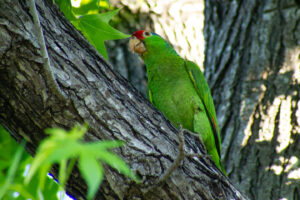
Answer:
109;1;300;198
204;1;300;200
0;0;247;200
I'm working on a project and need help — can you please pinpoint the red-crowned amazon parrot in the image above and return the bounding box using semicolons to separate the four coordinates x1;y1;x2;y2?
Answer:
129;30;226;174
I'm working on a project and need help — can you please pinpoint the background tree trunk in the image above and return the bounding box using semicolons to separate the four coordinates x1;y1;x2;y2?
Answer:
1;0;299;199
0;0;247;199
204;1;300;199
109;0;300;199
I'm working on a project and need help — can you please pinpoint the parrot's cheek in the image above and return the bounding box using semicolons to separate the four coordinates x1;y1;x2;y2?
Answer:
129;37;147;55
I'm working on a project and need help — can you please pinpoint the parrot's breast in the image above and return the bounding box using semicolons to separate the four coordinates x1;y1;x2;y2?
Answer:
148;66;200;131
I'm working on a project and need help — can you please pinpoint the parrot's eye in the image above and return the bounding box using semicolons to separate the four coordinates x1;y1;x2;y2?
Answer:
143;31;151;37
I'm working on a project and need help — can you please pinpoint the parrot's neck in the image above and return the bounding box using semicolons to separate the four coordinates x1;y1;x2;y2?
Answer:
141;37;178;63
142;45;179;68
142;47;183;83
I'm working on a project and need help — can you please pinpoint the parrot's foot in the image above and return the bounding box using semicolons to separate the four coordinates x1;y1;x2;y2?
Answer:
143;125;185;194
156;124;185;185
180;128;207;155
143;125;210;195
186;153;211;161
154;125;210;185
178;126;213;166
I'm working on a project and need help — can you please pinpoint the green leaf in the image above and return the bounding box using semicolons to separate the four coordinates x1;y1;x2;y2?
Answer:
58;159;67;187
71;0;110;16
96;151;138;181
75;10;130;59
25;142;55;184
38;164;51;191
65;157;77;183
23;124;138;200
97;7;121;23
9;184;35;199
78;154;103;199
55;0;76;21
45;124;87;141
0;141;25;199
46;141;79;163
44;127;67;137
41;176;60;200
68;123;88;140
25;141;78;184
0;126;61;199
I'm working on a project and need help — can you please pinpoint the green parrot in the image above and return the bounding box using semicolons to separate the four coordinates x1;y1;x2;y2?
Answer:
129;30;226;174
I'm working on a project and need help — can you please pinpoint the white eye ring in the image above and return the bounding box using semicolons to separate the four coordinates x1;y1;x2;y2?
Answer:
143;31;151;37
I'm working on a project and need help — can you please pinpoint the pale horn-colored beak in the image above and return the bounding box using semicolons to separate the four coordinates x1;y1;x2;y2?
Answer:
129;36;147;55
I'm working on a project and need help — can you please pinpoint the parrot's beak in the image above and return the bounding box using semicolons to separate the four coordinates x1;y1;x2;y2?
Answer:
129;36;146;55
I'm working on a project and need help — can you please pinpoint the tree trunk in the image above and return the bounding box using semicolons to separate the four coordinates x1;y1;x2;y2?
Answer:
204;1;300;199
0;0;247;199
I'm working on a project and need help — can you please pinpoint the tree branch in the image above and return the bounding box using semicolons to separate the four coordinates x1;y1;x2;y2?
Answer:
0;0;248;199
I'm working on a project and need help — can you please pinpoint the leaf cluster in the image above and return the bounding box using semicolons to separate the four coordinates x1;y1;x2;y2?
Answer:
55;0;130;59
0;126;60;200
0;124;138;200
25;124;138;199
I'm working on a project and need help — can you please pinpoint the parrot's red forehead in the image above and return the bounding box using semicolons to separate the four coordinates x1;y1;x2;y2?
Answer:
132;30;145;40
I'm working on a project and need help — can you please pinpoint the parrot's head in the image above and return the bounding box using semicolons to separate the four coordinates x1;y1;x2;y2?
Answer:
129;30;177;57
129;30;154;55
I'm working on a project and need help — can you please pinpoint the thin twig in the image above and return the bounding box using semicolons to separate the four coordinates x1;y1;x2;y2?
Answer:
29;0;67;102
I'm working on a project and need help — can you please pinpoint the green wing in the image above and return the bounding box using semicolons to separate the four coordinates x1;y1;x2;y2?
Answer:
184;60;222;157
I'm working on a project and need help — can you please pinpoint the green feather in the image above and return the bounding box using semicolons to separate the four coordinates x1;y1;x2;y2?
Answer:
140;34;226;174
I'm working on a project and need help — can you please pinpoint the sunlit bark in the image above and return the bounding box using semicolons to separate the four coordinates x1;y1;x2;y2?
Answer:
0;0;248;199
